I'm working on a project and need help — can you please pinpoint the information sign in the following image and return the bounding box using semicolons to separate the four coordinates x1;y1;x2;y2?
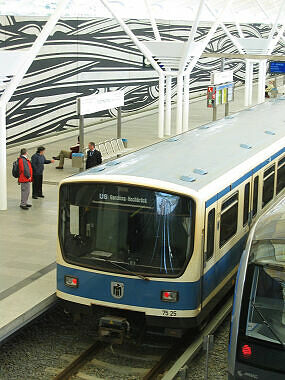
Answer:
210;70;233;85
269;61;285;74
227;83;234;102
77;90;124;116
207;82;234;108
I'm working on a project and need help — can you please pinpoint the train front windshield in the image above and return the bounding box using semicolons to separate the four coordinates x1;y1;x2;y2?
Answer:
245;240;285;346
59;183;195;277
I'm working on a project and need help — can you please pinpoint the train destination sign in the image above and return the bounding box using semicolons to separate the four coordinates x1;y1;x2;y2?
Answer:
269;61;285;73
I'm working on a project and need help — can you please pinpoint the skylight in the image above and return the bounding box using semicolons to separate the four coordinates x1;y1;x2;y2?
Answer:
0;0;284;23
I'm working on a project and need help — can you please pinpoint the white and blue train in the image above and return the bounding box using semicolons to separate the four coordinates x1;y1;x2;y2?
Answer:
56;99;285;336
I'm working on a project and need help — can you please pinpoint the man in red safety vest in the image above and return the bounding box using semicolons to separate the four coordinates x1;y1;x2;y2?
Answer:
18;148;33;210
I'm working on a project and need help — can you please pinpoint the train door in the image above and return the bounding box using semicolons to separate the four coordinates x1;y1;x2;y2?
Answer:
241;180;251;233
250;173;260;225
202;204;217;307
215;189;240;297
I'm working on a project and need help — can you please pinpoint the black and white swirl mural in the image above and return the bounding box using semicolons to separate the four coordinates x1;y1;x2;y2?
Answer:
0;16;282;144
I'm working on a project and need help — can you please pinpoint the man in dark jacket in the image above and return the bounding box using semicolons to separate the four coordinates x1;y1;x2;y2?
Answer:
86;142;102;169
18;148;33;210
31;146;54;199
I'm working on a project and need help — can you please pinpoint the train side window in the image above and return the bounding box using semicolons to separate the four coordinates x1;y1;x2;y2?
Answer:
220;192;238;247
277;156;285;194
243;183;250;226
252;176;259;217
262;164;275;208
206;208;215;261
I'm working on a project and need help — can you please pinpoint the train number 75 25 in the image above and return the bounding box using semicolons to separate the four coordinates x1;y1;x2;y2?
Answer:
162;310;177;317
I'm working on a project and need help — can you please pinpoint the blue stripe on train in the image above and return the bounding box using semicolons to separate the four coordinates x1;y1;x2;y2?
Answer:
57;264;200;310
57;236;247;311
205;147;285;208
202;235;247;300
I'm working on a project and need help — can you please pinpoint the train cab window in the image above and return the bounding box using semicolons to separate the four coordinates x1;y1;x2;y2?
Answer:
243;183;250;226
262;165;275;208
277;156;285;194
205;208;215;261
252;176;259;217
220;192;238;247
59;183;196;277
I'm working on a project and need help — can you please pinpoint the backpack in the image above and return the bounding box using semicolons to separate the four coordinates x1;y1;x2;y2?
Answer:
12;158;20;178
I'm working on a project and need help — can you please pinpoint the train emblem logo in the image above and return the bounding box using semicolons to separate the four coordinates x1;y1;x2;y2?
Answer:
111;282;124;299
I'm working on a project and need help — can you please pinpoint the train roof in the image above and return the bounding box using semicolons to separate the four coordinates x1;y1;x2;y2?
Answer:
75;98;285;192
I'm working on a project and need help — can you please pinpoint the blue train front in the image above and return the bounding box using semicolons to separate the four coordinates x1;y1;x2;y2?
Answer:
56;179;204;337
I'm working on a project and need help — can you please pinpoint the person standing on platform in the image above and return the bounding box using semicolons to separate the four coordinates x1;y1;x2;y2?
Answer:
86;142;102;170
31;146;54;199
53;136;80;169
18;148;33;210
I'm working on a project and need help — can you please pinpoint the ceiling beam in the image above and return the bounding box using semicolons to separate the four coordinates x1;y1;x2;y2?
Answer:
201;53;285;61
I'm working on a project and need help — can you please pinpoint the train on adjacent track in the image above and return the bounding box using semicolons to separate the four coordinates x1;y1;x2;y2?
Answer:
56;99;285;338
228;195;285;380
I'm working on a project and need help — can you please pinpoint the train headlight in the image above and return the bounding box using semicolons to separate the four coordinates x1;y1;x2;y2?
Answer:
161;290;179;302
64;275;79;288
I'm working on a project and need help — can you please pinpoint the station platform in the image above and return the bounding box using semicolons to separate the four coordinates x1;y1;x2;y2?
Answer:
0;80;283;343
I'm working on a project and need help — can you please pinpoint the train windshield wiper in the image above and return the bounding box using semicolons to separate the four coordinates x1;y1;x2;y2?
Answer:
95;256;149;281
250;300;284;348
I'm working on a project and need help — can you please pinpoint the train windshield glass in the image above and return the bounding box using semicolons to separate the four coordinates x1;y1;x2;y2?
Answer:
59;183;195;277
245;239;285;346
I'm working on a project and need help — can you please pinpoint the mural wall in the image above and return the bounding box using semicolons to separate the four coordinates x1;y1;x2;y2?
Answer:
0;16;282;144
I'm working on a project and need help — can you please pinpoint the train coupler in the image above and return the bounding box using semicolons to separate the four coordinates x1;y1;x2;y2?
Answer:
98;316;130;344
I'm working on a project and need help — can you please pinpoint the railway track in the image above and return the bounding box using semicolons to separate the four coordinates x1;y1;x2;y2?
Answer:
53;296;233;380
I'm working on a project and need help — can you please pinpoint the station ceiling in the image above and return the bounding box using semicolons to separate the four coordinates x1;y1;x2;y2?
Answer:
0;0;284;23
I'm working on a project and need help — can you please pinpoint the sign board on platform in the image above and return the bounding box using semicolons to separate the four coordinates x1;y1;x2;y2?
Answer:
207;82;234;108
77;91;124;116
210;70;233;85
269;61;285;74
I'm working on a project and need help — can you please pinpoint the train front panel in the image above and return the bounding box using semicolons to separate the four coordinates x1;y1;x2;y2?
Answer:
56;180;204;329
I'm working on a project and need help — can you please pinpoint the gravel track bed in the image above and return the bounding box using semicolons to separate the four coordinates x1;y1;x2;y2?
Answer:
185;316;230;380
0;303;230;380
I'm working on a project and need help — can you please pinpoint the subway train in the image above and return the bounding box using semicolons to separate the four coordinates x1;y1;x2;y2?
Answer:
228;195;285;380
56;98;285;338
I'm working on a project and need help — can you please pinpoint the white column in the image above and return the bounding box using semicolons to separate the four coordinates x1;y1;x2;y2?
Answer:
165;74;172;136
0;0;70;211
244;60;250;107
176;74;183;134
267;0;285;42
100;0;164;76
184;0;234;78
0;0;71;105
183;73;190;132
0;105;7;210
248;61;254;106
258;60;266;104
144;0;161;41
179;0;206;72
235;21;244;38
158;74;165;138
